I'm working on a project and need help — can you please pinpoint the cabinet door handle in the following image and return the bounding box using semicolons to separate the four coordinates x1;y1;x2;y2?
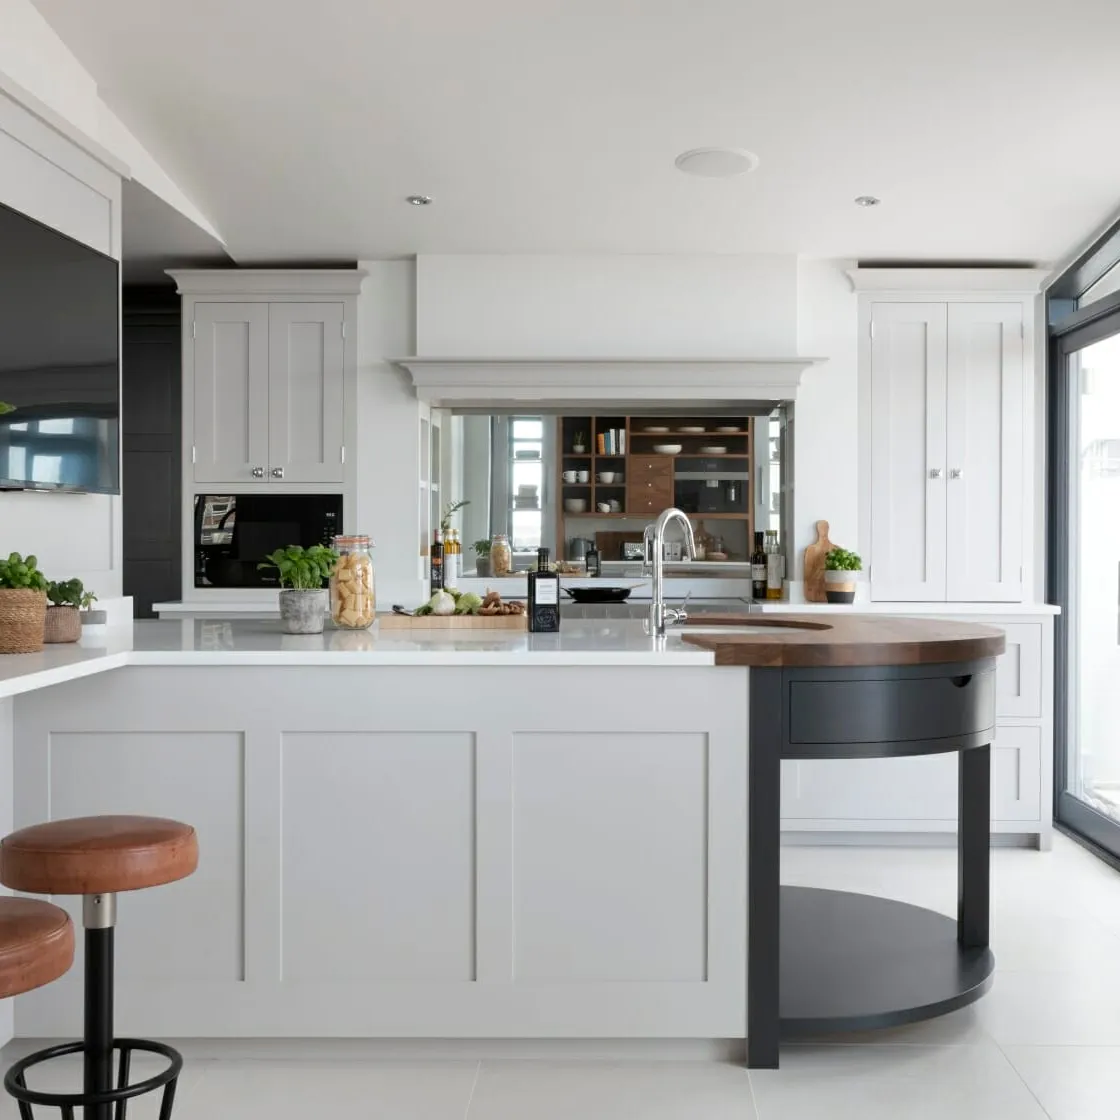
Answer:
949;468;963;480
928;468;943;480
251;466;265;478
271;467;285;479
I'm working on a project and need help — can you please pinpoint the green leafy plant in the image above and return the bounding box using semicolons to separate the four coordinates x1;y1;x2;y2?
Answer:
824;547;862;572
0;402;14;416
440;498;470;533
473;539;492;557
573;431;588;448
47;578;97;609
257;544;338;590
0;552;49;592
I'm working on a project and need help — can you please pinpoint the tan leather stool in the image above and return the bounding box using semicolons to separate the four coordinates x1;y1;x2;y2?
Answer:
0;898;73;1000
0;816;197;1120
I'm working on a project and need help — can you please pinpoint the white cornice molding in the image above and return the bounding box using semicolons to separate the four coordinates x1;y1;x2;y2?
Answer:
167;269;368;296
390;356;826;407
845;267;1050;294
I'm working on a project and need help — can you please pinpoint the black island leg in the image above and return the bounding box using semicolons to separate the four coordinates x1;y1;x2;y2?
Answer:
958;745;991;948
747;669;783;1068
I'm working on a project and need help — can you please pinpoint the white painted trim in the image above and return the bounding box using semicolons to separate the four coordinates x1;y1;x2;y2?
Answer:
0;71;130;177
845;268;1049;294
168;269;368;296
391;356;826;407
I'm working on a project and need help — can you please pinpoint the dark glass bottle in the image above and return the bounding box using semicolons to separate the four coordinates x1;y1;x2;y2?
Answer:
430;529;444;591
751;531;767;600
527;547;561;632
585;544;601;577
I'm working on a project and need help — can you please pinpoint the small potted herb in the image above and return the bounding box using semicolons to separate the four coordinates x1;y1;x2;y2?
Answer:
473;538;492;578
572;431;588;454
258;544;339;634
0;552;49;654
824;547;862;604
0;402;14;416
45;578;97;644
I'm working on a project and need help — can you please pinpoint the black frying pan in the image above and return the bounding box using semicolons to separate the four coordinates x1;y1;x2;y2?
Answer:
563;586;633;604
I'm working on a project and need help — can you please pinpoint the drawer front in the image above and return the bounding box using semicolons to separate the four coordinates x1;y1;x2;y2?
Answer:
630;456;674;480
993;623;1042;719
788;668;996;748
628;492;673;517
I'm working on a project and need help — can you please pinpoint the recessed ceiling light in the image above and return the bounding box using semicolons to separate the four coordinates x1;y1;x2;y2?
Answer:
407;195;432;206
675;148;760;178
854;195;881;207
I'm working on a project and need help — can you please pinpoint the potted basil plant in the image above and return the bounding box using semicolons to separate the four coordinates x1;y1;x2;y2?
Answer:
823;547;862;604
0;552;49;654
473;539;491;578
45;578;97;643
258;544;339;634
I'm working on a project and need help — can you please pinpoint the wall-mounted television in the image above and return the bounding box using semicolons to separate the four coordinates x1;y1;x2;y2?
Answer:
0;201;120;494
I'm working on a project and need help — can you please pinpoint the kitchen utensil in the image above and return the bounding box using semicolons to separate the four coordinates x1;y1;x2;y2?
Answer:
680;426;706;433
562;470;577;483
715;426;741;433
803;519;837;603
597;471;616;484
700;445;728;454
608;499;622;512
391;604;414;616
562;586;633;604
621;541;645;560
564;498;588;513
577;470;590;483
653;444;682;455
597;502;611;513
643;426;669;433
568;537;594;562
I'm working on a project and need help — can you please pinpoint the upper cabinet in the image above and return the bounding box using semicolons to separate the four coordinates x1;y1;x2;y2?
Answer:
172;271;364;488
864;293;1028;602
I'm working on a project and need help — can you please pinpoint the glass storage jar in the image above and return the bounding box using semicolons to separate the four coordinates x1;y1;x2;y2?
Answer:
330;535;375;629
490;533;512;577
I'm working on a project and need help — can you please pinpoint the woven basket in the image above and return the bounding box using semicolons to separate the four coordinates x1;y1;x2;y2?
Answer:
0;589;48;654
44;605;81;644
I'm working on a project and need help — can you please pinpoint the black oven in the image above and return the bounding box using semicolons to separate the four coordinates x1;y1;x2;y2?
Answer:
194;493;343;588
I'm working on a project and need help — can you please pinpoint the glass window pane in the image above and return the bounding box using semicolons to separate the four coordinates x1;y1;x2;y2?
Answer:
512;419;543;440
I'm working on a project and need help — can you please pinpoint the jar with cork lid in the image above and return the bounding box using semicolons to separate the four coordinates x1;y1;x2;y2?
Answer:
330;535;375;629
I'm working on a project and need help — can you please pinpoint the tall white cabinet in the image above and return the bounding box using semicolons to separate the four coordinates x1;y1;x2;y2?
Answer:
856;273;1040;603
171;271;363;488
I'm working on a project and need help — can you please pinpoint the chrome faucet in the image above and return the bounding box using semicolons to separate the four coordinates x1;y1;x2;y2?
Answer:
646;507;697;636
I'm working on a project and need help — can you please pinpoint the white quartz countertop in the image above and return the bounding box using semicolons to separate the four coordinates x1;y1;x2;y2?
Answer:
0;618;717;698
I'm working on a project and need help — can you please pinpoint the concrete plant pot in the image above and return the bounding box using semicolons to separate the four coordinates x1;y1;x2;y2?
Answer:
279;589;327;634
824;569;858;604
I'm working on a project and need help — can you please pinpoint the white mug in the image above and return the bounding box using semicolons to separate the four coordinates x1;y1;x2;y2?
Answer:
609;499;622;512
577;470;590;483
597;502;611;513
562;470;577;483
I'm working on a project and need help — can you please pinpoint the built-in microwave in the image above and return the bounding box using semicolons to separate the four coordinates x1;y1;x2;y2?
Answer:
194;493;343;588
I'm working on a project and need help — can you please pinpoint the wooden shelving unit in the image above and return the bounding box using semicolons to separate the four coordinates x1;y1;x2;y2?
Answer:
555;414;755;561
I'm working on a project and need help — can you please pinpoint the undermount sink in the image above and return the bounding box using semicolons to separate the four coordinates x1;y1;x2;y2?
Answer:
672;625;777;636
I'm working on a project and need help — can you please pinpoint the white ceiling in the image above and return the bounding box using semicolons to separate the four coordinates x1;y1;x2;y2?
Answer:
31;0;1120;264
121;179;228;282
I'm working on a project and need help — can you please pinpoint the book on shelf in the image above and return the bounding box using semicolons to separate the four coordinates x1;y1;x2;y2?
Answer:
597;432;606;455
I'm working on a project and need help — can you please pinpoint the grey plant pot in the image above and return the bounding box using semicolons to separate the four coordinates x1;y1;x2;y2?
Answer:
824;569;858;604
279;589;328;634
475;557;491;578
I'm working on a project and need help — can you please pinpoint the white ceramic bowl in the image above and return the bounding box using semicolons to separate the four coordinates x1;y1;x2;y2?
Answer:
653;444;682;455
597;502;611;513
597;471;617;484
680;426;706;433
715;426;741;433
564;498;588;513
700;445;728;454
643;426;669;434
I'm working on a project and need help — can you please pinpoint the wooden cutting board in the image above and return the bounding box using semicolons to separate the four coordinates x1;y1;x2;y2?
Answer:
802;520;836;603
379;613;527;630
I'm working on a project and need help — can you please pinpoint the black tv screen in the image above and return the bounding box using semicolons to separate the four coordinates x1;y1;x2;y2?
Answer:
0;201;120;494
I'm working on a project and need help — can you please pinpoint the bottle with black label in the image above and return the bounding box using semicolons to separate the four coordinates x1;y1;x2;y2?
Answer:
585;544;601;578
751;531;767;600
527;547;561;632
430;528;444;591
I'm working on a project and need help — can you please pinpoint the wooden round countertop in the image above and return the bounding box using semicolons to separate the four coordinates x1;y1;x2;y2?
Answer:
680;614;1006;668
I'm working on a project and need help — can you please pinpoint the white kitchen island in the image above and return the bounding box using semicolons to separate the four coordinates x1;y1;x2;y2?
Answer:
2;620;750;1042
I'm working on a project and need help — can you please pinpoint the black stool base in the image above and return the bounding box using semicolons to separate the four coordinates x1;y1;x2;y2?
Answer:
4;1038;182;1120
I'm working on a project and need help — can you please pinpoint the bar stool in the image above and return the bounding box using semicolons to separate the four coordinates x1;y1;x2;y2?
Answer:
0;897;74;1001
0;816;198;1120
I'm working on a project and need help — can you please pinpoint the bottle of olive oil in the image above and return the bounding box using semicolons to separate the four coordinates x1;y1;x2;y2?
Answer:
445;530;460;588
527;547;561;632
430;529;444;591
766;530;783;600
751;532;767;600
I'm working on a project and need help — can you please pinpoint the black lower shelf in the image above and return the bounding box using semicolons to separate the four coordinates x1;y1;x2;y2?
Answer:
780;886;994;1035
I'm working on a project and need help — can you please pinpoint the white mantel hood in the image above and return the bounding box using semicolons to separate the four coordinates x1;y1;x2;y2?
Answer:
390;356;826;408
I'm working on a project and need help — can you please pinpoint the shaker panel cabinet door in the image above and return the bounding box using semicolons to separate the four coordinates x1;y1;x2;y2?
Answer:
869;303;948;601
191;303;269;484
267;303;345;484
945;303;1024;601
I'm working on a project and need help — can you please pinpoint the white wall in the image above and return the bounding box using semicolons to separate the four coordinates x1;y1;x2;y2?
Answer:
355;260;424;609
416;254;799;357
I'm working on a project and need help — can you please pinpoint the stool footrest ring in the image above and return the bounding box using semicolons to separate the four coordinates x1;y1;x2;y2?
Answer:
4;1038;182;1119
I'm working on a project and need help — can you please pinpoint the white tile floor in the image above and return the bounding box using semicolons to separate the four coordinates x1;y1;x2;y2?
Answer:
3;833;1119;1119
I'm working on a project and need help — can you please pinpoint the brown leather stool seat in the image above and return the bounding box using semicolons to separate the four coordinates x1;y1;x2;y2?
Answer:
0;815;199;896
0;898;74;999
